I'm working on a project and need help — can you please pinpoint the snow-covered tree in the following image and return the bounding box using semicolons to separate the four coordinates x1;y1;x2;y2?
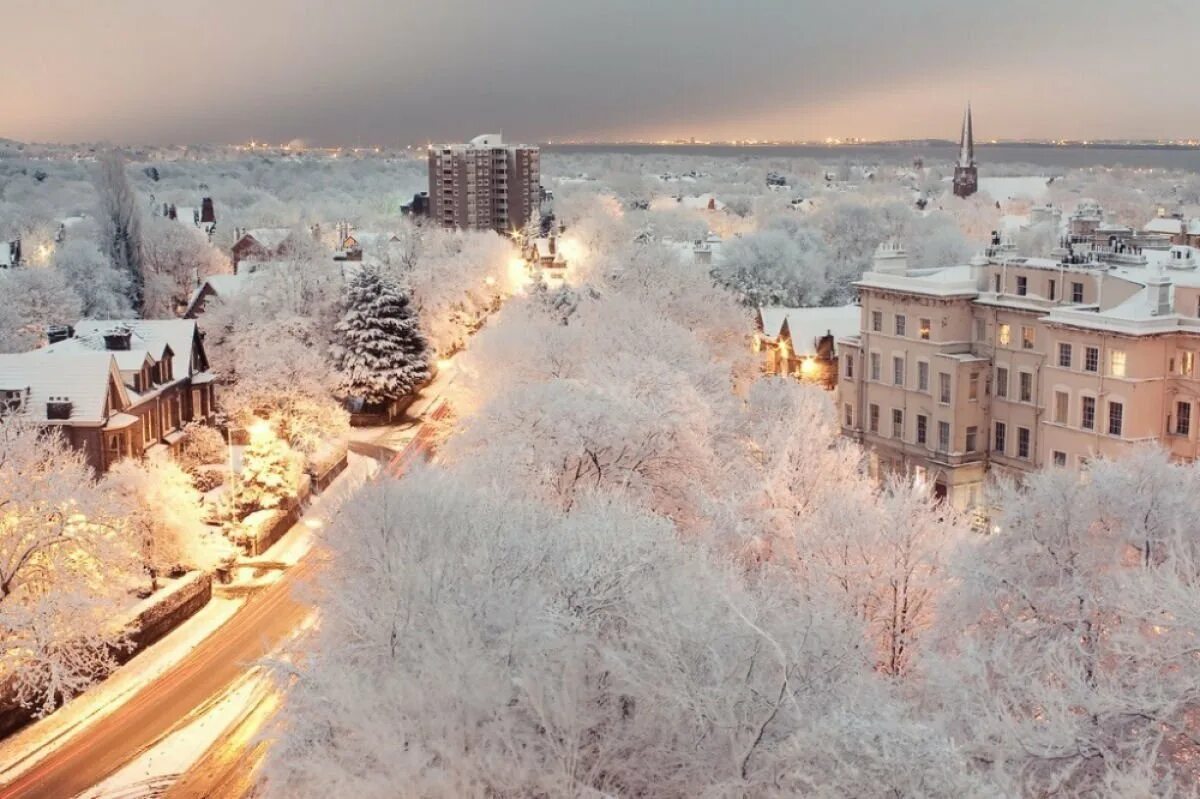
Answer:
264;472;986;798
51;237;133;319
814;199;888;297
140;214;231;317
94;151;144;311
711;228;827;307
234;421;301;516
330;266;430;407
0;267;83;353
927;448;1200;794
0;417;137;714
103;458;230;591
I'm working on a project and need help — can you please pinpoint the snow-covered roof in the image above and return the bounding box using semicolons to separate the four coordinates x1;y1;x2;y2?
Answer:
1144;218;1183;235
185;273;249;315
855;265;980;298
45;319;202;380
758;305;860;354
0;351;126;424
469;133;503;146
240;228;292;250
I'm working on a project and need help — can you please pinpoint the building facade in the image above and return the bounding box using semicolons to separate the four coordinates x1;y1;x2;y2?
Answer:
0;320;217;473
838;241;1200;508
428;134;540;234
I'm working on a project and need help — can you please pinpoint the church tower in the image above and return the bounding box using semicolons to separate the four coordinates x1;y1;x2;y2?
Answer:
952;104;978;198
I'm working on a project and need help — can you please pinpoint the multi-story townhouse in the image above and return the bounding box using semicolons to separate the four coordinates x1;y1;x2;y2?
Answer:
838;241;1200;508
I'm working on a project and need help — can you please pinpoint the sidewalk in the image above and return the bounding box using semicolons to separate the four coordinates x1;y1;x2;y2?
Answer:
0;450;376;789
346;357;459;456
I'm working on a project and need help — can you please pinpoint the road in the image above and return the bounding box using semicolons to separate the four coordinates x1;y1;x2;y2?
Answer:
0;384;452;799
0;556;316;799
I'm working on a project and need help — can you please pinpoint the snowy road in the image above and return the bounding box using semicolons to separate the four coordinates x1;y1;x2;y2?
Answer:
0;552;317;799
0;365;456;799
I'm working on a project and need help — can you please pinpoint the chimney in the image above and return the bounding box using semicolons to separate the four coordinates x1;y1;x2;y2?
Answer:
1147;261;1173;316
46;396;73;420
968;252;990;291
872;240;908;275
103;326;132;351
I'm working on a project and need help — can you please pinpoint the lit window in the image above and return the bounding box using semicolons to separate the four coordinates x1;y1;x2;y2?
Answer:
998;324;1011;346
1181;352;1196;376
1110;350;1126;378
1022;326;1035;350
919;318;931;341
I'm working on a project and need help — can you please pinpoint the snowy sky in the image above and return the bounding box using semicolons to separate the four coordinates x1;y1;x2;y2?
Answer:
3;0;1198;146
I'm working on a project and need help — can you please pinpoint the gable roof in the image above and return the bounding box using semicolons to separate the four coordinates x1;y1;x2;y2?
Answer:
758;305;860;354
44;319;204;379
0;352;128;424
239;228;292;250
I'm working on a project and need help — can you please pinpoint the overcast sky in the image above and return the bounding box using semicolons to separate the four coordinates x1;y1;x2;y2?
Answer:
3;0;1197;146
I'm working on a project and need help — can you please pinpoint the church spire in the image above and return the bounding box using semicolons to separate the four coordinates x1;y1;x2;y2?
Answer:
958;103;975;168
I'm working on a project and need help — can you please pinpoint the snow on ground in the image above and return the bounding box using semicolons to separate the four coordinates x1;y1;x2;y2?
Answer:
0;446;375;786
0;598;244;783
978;176;1051;204
72;675;267;799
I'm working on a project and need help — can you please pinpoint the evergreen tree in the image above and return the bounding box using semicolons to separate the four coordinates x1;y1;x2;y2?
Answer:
330;266;431;406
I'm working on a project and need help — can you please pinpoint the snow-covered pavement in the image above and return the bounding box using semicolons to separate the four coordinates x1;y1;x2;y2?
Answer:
0;452;376;799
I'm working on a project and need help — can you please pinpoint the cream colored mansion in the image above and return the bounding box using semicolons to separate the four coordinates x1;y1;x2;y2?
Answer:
838;239;1200;508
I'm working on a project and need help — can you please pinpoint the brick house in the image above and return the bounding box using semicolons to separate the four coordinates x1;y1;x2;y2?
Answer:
0;320;217;473
230;228;294;272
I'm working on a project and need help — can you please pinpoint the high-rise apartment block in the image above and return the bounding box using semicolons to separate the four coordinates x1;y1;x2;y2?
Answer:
428;134;540;234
